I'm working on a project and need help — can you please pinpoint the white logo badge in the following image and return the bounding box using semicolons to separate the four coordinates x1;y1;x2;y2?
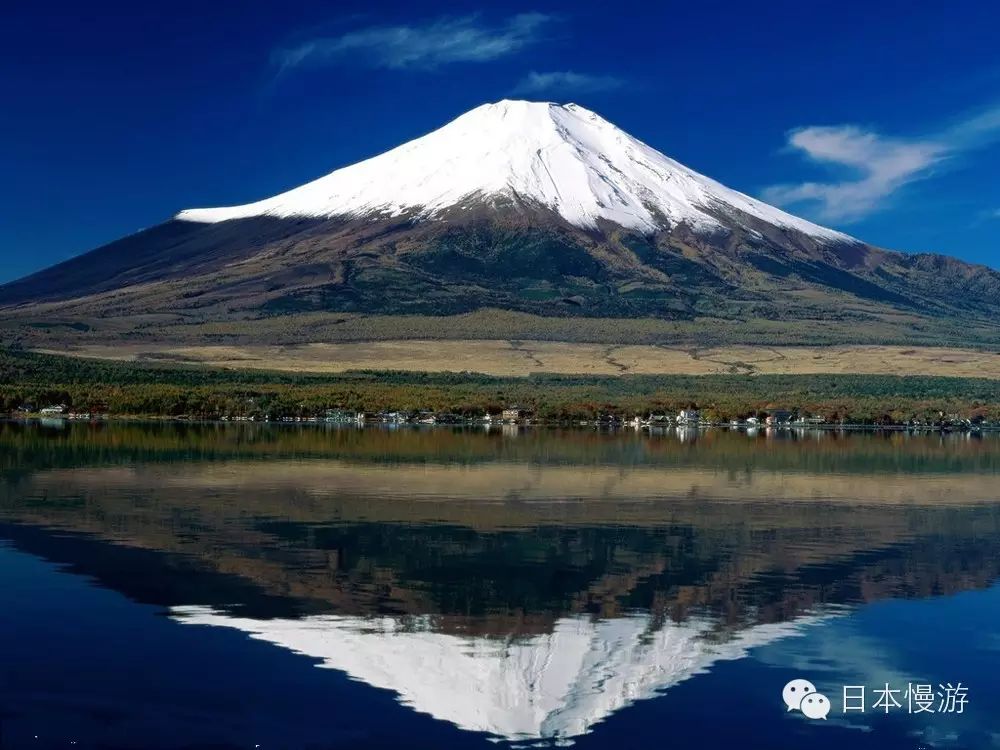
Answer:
783;678;830;719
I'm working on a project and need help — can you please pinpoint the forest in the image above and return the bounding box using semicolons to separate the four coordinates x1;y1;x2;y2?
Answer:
1;347;998;424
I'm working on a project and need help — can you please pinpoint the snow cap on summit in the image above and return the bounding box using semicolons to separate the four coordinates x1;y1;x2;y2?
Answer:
177;100;852;243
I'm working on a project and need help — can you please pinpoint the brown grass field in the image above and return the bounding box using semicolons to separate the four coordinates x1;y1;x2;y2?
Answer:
37;340;1000;378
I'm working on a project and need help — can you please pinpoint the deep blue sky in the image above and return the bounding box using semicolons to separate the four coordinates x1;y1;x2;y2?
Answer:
2;0;998;282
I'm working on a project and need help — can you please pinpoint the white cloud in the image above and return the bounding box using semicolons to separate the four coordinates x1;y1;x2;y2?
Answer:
761;127;945;223
762;105;1000;223
274;13;554;73
511;70;624;95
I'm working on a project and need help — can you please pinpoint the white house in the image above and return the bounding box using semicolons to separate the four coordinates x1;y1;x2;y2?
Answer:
677;408;700;425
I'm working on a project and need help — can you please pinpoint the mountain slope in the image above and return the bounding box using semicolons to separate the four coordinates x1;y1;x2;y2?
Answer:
1;100;998;349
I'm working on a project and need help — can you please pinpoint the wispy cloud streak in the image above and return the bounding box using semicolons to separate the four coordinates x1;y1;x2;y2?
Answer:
274;13;554;73
763;104;1000;223
511;71;624;95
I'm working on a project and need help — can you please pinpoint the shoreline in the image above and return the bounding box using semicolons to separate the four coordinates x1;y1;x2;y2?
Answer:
6;415;999;433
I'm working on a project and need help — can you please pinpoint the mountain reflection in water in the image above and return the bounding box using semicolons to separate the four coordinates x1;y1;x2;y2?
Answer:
1;422;999;747
171;608;831;743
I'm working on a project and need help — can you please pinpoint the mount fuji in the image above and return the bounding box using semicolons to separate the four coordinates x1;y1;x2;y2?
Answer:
176;100;851;243
2;100;998;346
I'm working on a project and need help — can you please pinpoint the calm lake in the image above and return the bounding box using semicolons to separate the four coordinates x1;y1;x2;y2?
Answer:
1;421;999;749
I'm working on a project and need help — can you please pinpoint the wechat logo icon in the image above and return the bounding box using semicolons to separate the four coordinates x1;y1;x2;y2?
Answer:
783;678;831;720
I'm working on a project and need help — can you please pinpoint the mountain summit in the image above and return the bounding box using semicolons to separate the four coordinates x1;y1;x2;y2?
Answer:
2;100;999;348
178;100;850;243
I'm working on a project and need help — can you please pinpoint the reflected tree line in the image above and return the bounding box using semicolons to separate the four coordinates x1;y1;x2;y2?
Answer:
2;421;1000;476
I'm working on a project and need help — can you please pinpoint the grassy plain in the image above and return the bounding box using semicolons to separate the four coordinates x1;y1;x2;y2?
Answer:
35;340;1000;378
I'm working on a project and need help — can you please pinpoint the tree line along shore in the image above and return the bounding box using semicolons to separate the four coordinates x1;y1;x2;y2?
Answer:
1;347;998;426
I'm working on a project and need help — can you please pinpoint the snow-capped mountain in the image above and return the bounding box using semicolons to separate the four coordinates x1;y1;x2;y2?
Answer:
3;99;999;344
172;607;831;743
177;100;851;243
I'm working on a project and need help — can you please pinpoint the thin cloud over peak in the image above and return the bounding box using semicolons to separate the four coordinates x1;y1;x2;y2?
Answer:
763;104;1000;224
274;13;555;73
512;70;624;95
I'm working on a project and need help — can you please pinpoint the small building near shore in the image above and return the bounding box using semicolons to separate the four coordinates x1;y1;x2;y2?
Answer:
502;406;532;424
677;408;700;425
325;409;364;423
766;410;794;426
794;414;826;425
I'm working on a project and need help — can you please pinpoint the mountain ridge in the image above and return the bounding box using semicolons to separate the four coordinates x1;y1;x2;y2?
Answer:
1;100;998;352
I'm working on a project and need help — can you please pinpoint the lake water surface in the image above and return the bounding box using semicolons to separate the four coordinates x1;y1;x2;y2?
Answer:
1;422;999;749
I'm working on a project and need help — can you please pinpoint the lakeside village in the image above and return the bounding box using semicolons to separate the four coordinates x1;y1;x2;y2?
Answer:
13;403;1000;432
